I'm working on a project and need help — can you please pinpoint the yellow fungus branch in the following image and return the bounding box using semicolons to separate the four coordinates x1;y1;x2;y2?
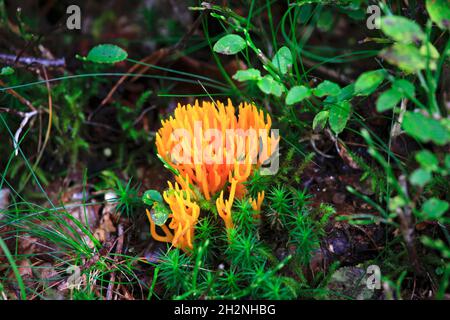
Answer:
149;100;277;250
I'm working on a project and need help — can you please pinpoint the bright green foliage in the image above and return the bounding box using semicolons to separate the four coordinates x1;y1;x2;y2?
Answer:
312;111;329;131
286;85;311;105
329;100;351;134
213;34;247;55
409;168;432;187
86;44;128;63
142;190;163;205
354;70;386;96
258;276;298;300
158;249;192;294
0;66;14;76
416;150;439;172
426;0;450;30
380;16;425;44
421;198;449;220
257;75;284;97
392;79;415;97
99;172;142;217
402;112;450;146
195;217;219;243
245;170;272;198
232;199;259;235
233;68;262;81
376;88;402;112
380;44;426;73
376;79;415;112
2;0;448;302
271;46;293;75
151;179;333;299
267;185;293;227
313;80;341;97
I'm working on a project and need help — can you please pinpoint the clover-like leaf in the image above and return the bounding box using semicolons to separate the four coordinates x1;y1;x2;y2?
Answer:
421;198;449;220
380;43;426;73
354;69;386;96
329;100;351;134
415;150;439;172
403;112;450;146
380;15;425;44
312;110;329;131
324;83;355;104
376;88;403;112
86;44;128;64
257;75;284;97
419;42;440;70
272;46;293;75
233;68;262;81
142;190;163;206
213;34;247;55
426;0;450;30
410;168;432;187
392;79;415;98
285;85;311;105
313;80;341;97
0;66;14;76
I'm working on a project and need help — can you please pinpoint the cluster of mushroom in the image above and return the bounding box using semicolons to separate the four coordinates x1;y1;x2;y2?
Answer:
147;100;277;251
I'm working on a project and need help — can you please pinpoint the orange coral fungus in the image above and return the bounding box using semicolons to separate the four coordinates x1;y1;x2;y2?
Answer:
155;99;277;201
250;191;265;212
146;179;200;251
215;178;239;230
151;100;277;249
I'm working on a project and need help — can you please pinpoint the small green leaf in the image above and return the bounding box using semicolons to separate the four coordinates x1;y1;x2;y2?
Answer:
142;190;169;226
392;79;415;98
0;66;14;76
257;75;284;97
142;190;163;206
419;42;440;70
389;196;406;211
376;79;416;112
421;198;449;220
86;44;128;64
313;80;341;97
213;34;247;55
271;46;293;75
329;100;351;134
380;15;425;44
403;112;450;145
232;68;261;81
410;168;432;187
150;202;170;226
376;88;403;112
312;110;329;131
415;150;439;172
324;83;355;104
354;69;386;96
426;0;450;30
285;85;311;105
380;43;426;73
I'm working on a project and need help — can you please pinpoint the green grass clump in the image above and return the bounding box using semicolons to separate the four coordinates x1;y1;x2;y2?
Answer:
147;169;335;299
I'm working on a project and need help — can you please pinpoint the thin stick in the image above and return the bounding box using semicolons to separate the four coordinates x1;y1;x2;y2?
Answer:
13;110;37;156
0;53;65;67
